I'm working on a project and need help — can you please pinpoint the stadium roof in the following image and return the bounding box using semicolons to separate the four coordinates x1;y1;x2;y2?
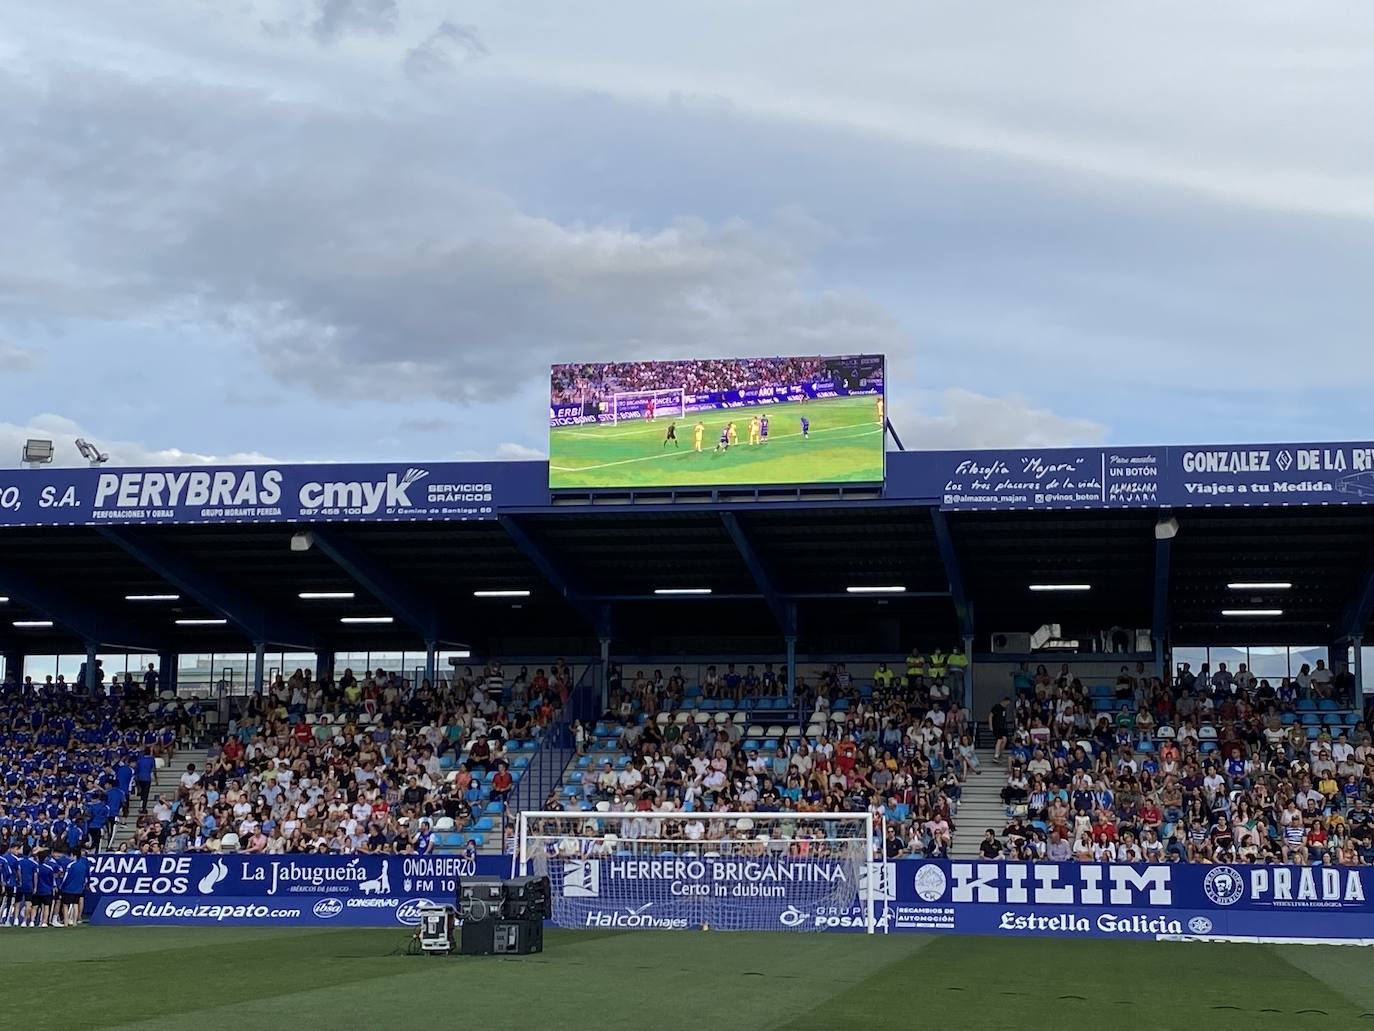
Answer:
2;464;1373;657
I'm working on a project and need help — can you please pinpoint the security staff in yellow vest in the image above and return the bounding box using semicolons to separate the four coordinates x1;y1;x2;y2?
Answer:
929;648;949;682
873;662;896;690
905;648;926;690
946;648;969;702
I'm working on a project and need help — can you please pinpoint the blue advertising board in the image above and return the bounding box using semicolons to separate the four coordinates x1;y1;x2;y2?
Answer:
86;852;511;927
890;440;1374;511
5;439;1374;528
0;461;547;527
85;853;1374;942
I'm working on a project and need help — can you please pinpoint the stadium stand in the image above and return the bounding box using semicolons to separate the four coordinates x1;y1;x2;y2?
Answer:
0;675;188;856
550;658;975;859
0;660;579;857
543;654;1374;867
982;660;1374;865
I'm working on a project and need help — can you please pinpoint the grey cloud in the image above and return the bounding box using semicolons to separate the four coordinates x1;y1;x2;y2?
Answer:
0;341;39;372
311;0;398;43
399;416;456;433
895;389;1106;451
404;21;488;79
0;68;907;409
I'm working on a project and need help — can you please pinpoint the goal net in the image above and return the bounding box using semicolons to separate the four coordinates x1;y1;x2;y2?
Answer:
517;810;878;933
609;387;686;424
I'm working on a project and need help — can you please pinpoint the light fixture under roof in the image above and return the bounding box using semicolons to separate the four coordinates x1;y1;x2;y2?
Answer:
1222;609;1284;617
1226;582;1292;591
12;620;54;628
126;594;181;602
846;586;907;594
0;596;9;604
298;591;356;600
175;618;228;626
1028;584;1092;592
653;588;712;595
473;590;532;598
341;616;394;624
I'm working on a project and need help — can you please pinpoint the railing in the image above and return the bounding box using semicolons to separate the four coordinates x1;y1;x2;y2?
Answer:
509;665;601;837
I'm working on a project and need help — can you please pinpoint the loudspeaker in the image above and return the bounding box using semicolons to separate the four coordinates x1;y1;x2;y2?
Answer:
459;918;496;956
458;877;508;923
493;919;543;955
503;876;552;920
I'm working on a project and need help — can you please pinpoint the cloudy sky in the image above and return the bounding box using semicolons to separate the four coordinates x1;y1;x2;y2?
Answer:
2;0;1372;467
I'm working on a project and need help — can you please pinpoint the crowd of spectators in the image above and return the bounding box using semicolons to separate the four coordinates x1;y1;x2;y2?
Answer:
116;661;571;856
550;357;828;407
1;660;572;859
554;658;977;859
983;658;1374;866
0;670;190;857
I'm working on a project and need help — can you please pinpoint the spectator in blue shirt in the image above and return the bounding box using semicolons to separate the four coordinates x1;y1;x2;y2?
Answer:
35;851;57;927
15;847;40;926
0;842;17;925
115;760;135;815
60;851;91;926
135;749;156;813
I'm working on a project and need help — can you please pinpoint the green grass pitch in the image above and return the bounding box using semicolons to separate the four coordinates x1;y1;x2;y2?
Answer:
4;926;1369;1030
548;396;885;490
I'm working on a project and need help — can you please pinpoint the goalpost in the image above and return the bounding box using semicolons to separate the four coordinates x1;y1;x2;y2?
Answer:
516;810;879;933
609;387;686;425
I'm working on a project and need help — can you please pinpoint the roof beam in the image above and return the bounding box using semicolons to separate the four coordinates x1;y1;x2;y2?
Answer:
0;559;156;651
929;508;973;639
307;528;445;642
1339;549;1374;643
496;515;609;635
98;527;315;649
719;513;796;636
1152;532;1172;645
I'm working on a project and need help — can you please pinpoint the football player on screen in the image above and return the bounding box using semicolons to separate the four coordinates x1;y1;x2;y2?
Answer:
663;422;679;449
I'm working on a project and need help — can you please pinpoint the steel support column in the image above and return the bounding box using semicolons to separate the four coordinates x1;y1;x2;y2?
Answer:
309;528;444;642
497;514;604;631
1152;533;1172;679
98;527;313;649
929;509;973;641
720;512;796;637
0;560;155;651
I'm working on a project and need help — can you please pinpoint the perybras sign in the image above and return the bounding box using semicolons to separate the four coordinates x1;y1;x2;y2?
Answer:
0;461;546;527
87;854;508;927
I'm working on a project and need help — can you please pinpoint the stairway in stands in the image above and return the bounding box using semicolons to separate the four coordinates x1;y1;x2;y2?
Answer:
951;745;1006;858
107;747;209;849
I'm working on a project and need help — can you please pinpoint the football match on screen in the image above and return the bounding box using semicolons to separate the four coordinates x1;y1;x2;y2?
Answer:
548;355;886;490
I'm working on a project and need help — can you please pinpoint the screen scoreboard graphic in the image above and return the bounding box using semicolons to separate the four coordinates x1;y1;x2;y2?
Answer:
548;355;886;490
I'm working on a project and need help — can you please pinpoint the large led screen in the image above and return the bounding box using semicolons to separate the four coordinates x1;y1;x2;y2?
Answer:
549;354;886;489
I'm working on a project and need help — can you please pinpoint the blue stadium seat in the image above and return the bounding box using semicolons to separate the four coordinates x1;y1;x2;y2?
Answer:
1306;726;1321;740
471;817;495;832
1296;699;1317;711
1318;699;1339;711
1347;713;1362;726
1280;712;1297;725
